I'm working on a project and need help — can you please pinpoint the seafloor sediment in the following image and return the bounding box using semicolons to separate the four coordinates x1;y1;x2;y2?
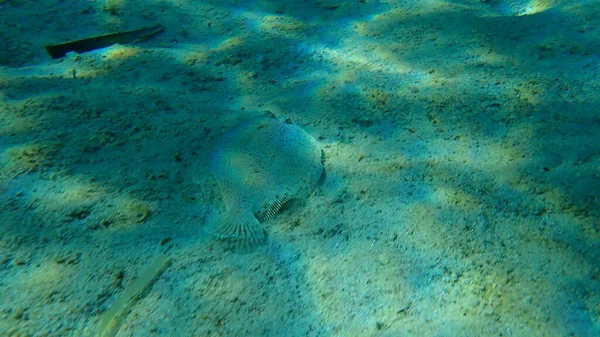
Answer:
0;1;598;336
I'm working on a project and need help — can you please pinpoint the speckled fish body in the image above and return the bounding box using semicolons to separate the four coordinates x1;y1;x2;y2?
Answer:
194;115;323;243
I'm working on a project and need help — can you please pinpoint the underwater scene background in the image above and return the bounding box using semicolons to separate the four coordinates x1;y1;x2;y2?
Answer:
0;0;598;336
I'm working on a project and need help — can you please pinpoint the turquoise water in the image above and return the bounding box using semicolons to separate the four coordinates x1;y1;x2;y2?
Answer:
0;1;598;336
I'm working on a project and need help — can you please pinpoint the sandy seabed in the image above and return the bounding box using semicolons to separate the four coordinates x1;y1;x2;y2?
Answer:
0;0;598;336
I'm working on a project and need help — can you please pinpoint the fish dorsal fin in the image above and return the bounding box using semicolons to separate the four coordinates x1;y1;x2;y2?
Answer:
193;160;226;212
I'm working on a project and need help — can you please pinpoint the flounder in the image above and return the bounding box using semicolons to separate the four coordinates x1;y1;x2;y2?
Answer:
194;114;324;243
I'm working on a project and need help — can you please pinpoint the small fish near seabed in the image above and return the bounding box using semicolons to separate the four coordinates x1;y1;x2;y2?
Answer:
45;24;164;59
193;114;325;245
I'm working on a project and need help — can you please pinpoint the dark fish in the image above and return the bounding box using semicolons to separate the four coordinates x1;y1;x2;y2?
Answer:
45;24;164;59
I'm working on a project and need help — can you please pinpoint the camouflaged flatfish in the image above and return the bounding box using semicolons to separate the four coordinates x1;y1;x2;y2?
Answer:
193;114;324;243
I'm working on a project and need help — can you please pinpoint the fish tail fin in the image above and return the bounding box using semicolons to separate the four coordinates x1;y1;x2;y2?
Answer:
204;209;266;245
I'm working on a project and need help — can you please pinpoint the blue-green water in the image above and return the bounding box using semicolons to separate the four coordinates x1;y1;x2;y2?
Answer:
0;1;598;336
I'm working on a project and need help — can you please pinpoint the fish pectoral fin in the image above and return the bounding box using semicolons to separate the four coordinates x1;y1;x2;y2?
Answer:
254;193;291;223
